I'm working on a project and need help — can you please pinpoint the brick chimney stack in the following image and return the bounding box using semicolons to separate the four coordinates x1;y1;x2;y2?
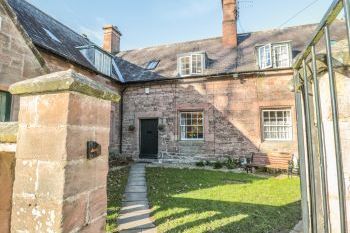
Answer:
103;25;122;54
222;0;238;47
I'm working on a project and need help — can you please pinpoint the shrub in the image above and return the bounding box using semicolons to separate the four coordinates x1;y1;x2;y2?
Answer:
213;161;223;169
205;160;212;166
195;161;205;167
225;158;238;169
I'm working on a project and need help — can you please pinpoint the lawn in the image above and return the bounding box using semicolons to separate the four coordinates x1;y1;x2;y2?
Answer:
146;167;301;233
106;166;130;233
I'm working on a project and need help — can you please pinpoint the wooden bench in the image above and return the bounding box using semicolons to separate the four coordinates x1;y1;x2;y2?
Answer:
239;152;293;173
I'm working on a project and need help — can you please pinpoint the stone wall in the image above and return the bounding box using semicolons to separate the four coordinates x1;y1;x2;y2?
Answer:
9;70;119;232
122;71;298;162
0;3;45;121
38;50;122;154
0;122;18;233
0;151;15;233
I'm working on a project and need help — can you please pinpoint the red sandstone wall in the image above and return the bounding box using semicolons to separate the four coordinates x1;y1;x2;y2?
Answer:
39;50;122;154
122;71;298;161
0;4;45;121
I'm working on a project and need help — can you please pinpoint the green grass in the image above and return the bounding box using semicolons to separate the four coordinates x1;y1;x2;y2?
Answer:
146;168;301;233
106;166;130;233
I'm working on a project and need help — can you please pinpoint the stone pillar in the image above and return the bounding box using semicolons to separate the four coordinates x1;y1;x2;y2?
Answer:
9;70;120;232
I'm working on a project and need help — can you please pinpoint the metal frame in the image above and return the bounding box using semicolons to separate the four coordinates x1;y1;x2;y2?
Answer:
293;0;350;232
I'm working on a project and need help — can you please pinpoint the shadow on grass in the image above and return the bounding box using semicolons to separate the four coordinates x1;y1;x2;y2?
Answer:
106;166;130;233
146;167;301;233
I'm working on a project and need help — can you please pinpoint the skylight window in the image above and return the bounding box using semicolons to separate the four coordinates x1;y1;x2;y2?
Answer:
43;28;61;43
146;60;160;70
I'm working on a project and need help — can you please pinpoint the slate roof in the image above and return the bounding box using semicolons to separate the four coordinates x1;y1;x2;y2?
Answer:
115;25;316;82
5;0;347;84
6;0;121;82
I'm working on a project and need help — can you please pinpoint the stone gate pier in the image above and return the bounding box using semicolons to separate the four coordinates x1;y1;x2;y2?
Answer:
8;70;120;232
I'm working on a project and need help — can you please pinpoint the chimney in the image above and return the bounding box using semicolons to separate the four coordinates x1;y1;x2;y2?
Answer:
222;0;238;47
103;25;122;54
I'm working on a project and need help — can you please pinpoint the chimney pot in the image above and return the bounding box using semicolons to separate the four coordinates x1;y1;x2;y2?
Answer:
103;25;122;54
222;0;238;48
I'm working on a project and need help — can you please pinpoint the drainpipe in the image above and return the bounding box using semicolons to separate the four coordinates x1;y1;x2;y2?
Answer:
119;86;127;155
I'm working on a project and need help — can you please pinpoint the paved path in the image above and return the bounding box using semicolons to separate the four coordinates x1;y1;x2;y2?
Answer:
118;163;157;233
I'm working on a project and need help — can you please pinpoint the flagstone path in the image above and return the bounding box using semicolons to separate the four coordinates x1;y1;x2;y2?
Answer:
118;163;157;233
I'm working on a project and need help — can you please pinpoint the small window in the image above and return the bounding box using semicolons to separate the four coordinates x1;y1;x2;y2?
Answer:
258;44;272;69
178;53;204;77
95;49;112;76
180;112;204;140
146;60;160;70
257;43;291;69
43;28;61;43
262;109;292;141
0;91;12;122
272;43;291;68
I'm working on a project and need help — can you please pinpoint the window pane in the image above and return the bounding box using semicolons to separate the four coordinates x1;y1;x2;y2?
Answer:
262;109;292;140
0;91;11;122
180;111;204;140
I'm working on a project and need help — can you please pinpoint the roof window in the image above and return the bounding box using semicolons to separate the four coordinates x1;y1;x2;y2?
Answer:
146;60;160;70
43;28;61;43
178;52;205;77
78;45;113;76
257;42;291;69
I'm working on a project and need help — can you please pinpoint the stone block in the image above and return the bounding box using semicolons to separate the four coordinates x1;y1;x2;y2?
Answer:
80;217;106;233
16;126;67;160
62;194;88;232
67;92;111;127
12;159;37;195
66;126;110;160
64;157;108;198
88;187;107;220
11;197;62;233
0;152;15;233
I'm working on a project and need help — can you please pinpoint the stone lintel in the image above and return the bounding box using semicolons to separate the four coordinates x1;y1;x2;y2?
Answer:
9;69;120;103
0;122;18;143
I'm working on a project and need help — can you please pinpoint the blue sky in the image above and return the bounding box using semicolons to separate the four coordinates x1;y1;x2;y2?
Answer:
27;0;334;50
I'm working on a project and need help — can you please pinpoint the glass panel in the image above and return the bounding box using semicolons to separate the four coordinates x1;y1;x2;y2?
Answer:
262;109;292;140
0;91;11;122
179;112;204;139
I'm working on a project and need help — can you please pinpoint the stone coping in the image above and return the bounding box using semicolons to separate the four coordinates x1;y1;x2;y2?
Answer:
9;69;120;103
0;122;18;143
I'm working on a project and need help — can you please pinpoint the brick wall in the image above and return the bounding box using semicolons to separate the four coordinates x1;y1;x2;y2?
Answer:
0;3;45;121
122;71;298;162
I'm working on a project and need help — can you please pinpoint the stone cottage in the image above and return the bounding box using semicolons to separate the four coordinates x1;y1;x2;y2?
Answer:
1;0;339;165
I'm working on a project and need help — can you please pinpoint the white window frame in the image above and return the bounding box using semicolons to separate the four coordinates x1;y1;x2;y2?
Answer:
258;44;272;69
178;53;205;77
272;43;291;68
257;42;291;69
180;111;204;141
262;109;293;141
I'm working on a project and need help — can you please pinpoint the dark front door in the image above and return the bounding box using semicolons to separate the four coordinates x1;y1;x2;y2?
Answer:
140;119;158;159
